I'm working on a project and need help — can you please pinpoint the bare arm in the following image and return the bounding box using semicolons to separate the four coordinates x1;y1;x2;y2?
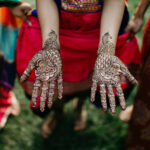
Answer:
125;0;150;40
99;0;125;48
134;0;150;19
36;0;60;47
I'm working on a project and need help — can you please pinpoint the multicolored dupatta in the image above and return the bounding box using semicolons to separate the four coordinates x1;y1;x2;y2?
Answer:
0;5;22;89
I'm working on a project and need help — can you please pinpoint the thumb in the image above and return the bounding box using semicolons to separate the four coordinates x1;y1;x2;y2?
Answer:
127;32;135;42
20;59;35;82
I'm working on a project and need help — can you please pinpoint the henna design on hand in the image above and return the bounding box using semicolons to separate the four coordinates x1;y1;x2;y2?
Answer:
20;30;63;112
97;32;115;56
43;30;59;50
91;32;137;114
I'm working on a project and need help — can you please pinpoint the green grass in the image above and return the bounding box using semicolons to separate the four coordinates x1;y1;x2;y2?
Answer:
1;80;131;150
0;1;150;150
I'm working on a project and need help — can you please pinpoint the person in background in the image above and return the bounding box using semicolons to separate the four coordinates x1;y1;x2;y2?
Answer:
0;0;31;129
120;0;150;149
119;0;150;122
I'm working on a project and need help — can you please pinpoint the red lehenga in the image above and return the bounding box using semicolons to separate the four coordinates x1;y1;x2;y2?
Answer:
16;0;141;110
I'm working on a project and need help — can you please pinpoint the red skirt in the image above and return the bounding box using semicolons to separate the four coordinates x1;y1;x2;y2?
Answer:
16;11;141;90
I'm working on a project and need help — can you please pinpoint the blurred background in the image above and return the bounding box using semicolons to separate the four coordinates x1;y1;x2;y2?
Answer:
0;1;150;150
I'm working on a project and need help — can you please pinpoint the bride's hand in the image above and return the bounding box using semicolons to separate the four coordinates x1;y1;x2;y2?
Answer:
20;30;63;112
91;33;137;114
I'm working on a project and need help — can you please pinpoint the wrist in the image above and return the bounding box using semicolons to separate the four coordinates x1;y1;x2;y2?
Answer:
134;1;147;19
98;32;115;56
42;30;60;51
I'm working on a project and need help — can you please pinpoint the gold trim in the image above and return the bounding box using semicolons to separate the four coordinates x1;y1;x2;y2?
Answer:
61;2;102;12
63;0;99;5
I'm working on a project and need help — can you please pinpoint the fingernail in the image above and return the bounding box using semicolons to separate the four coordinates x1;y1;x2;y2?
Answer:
111;110;116;115
103;109;107;112
48;102;53;108
27;20;32;26
122;105;126;110
28;21;32;26
20;77;23;82
91;98;94;102
122;107;126;111
135;80;138;85
132;80;138;85
32;101;36;106
40;108;45;112
58;95;62;100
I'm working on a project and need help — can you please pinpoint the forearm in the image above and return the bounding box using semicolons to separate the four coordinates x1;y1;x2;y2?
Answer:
36;0;59;48
99;0;125;54
134;0;150;18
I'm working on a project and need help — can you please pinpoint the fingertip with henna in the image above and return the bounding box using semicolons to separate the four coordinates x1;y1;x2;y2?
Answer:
90;98;95;103
58;95;63;100
32;99;37;106
122;105;126;111
132;79;138;85
26;20;32;26
20;75;26;82
40;107;45;112
48;102;53;109
111;110;116;115
103;108;107;112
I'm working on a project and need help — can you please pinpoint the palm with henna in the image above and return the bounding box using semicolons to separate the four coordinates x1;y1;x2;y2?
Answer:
20;30;63;112
91;33;138;114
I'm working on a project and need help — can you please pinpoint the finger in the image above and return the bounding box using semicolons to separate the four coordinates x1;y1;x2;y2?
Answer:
58;73;63;100
26;19;32;26
107;84;116;114
124;26;130;33
91;78;98;102
127;32;135;42
23;6;32;15
20;58;35;82
126;70;138;85
31;79;41;106
120;64;138;85
115;84;126;110
48;80;56;109
117;60;138;85
99;84;107;112
40;82;49;112
21;14;32;26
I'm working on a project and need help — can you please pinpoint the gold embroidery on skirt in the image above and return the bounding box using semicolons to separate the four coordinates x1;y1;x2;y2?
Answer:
61;0;102;12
